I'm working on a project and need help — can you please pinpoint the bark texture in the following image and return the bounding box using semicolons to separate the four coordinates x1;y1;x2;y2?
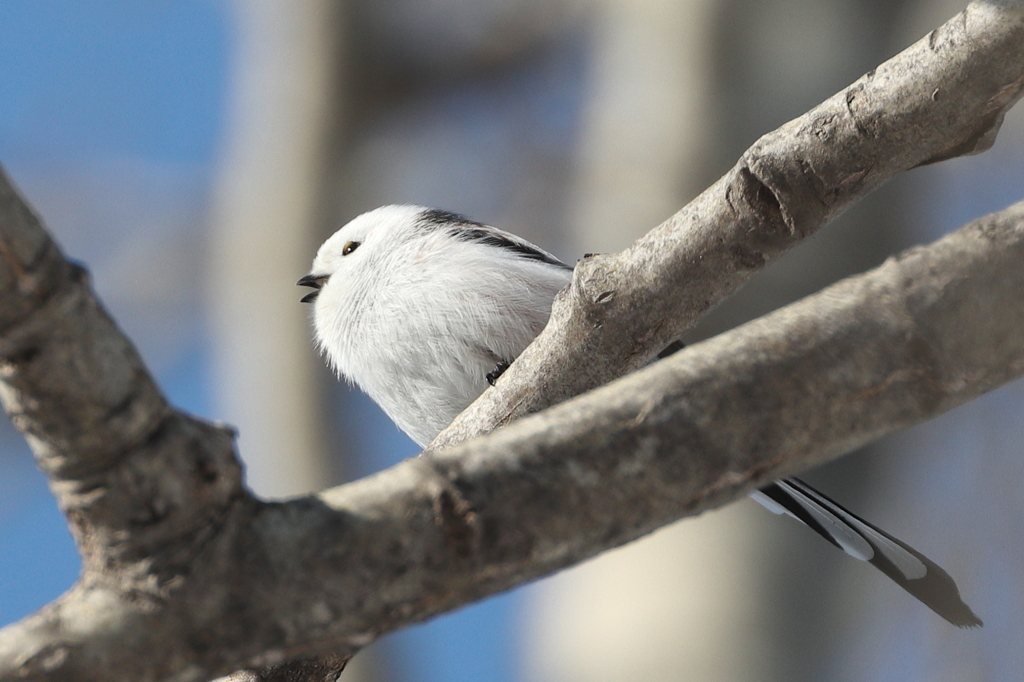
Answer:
430;0;1024;451
0;2;1022;680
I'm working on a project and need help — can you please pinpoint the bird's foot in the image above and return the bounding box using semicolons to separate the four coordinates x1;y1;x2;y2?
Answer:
486;360;511;386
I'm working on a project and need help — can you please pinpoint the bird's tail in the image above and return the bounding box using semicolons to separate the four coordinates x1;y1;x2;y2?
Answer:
751;477;982;628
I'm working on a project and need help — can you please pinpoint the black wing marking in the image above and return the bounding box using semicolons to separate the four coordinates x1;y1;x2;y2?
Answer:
418;208;486;229
452;227;572;269
417;208;572;271
755;477;982;628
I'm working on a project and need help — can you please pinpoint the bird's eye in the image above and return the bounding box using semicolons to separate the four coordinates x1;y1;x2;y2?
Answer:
342;241;361;256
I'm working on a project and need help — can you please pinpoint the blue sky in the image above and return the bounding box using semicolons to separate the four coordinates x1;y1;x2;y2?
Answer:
0;0;228;626
0;1;227;167
0;7;523;682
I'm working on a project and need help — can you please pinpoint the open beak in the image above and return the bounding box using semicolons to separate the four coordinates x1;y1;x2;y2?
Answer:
298;274;326;303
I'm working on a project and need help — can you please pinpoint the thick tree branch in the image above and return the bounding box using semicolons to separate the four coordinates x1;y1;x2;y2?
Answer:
0;2;1023;680
430;0;1024;451
5;195;1024;681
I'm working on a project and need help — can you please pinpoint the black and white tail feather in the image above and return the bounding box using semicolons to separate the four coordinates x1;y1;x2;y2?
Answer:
752;478;982;627
302;205;981;628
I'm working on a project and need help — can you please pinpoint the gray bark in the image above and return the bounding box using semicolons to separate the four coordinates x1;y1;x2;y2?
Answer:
429;0;1024;451
0;2;1022;680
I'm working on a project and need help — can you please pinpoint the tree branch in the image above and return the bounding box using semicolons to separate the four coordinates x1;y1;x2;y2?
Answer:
430;0;1024;451
5;192;1024;682
0;2;1022;680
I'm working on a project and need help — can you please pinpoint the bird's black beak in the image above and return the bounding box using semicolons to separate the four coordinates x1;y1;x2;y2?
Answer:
298;274;326;303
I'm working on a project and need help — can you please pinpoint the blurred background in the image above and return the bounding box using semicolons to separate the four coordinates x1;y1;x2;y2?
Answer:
1;1;1022;681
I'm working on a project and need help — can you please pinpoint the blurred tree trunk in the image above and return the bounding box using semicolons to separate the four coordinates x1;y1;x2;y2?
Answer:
207;3;378;681
526;2;768;682
525;1;951;681
207;0;343;499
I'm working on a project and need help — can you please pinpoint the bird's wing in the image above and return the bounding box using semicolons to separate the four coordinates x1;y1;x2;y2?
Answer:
752;477;982;628
451;225;573;270
417;208;572;270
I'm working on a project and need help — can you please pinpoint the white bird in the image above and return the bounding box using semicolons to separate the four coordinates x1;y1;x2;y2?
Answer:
300;204;981;628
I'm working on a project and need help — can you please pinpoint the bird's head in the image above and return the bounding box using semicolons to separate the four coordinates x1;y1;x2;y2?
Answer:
297;204;431;304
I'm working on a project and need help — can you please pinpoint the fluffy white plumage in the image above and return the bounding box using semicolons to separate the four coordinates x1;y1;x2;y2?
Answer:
300;205;572;446
301;204;981;628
